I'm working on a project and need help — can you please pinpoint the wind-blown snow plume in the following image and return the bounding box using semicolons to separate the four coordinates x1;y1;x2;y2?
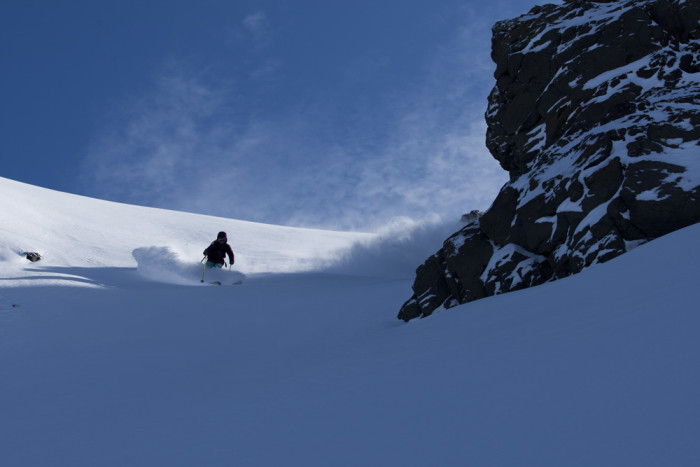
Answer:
323;216;467;279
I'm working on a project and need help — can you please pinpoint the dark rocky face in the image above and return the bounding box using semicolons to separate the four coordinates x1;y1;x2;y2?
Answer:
399;0;700;322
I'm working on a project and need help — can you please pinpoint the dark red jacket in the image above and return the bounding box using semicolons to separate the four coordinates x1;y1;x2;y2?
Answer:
204;241;234;265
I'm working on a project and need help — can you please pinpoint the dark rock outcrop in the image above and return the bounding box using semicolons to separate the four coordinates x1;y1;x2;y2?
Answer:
399;0;700;321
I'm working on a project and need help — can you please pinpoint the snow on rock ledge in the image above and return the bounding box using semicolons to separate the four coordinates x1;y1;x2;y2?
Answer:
399;0;700;321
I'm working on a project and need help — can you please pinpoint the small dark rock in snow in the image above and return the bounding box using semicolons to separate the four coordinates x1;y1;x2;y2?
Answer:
25;252;42;262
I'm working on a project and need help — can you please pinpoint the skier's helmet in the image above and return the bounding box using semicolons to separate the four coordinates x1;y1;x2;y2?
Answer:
217;231;227;243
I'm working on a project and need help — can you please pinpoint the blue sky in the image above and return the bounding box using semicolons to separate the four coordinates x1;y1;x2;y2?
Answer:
1;0;555;231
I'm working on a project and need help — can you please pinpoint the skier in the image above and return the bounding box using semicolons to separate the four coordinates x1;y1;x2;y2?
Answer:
203;231;235;269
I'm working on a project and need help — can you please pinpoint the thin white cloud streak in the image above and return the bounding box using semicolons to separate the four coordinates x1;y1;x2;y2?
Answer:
82;70;234;208
243;12;269;35
329;14;507;229
82;8;510;232
279;10;510;230
243;11;272;49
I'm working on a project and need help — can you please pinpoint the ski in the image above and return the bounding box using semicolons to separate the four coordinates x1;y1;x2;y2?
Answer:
202;280;243;286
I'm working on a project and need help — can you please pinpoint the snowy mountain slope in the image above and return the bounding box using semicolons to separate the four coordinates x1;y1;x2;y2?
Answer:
0;176;374;283
1;176;699;466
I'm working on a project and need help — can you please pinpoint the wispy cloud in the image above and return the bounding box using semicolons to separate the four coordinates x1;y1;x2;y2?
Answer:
242;11;272;49
81;8;509;232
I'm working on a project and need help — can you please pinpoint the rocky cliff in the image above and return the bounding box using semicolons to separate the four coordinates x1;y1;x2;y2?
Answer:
399;0;700;321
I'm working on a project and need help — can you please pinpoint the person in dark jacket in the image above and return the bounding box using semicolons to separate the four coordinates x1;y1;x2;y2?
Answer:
203;231;235;268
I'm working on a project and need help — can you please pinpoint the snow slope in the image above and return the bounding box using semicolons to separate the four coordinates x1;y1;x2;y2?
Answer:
1;176;699;466
0;176;374;280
